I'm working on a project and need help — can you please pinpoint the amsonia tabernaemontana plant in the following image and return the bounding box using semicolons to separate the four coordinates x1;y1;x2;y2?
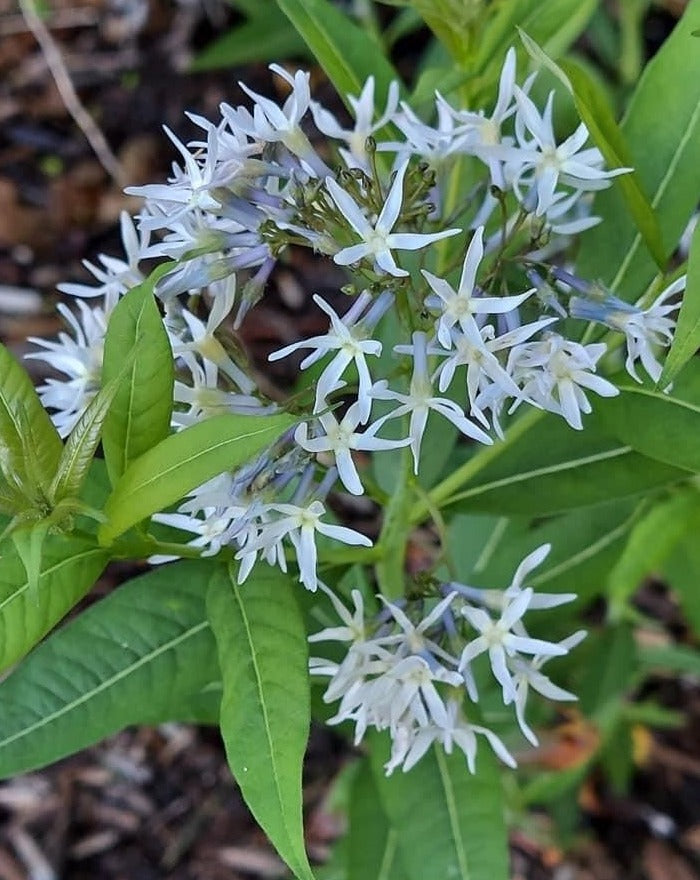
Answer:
2;2;700;878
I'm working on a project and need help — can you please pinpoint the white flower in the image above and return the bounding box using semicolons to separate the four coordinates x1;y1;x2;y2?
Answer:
380;98;468;169
502;543;577;609
459;587;568;702
422;226;534;348
228;65;327;175
328;652;462;744
508;88;630;218
57;211;148;311
377;593;459;662
268;291;392;421
326;161;460;277
449;544;577;615
172;359;274;430
509;333;619;430
27;300;108;437
373;331;492;473
442;47;520;188
126;126;223;229
385;698;516;775
171;281;255;394
239;499;371;592
427;316;557;427
309;581;368;646
295;402;410;495
571;276;685;385
311;77;400;168
509;630;586;745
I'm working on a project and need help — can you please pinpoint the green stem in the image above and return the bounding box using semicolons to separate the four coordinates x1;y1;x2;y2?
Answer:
375;444;414;599
110;534;208;561
408;408;543;525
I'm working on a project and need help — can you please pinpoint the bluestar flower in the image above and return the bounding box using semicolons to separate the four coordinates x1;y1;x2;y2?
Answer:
422;226;534;349
372;331;492;473
326;161;460;277
459;587;568;702
268;291;393;422
295;402;410;495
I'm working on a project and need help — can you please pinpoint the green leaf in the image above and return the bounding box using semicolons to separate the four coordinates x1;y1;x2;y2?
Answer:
598;374;700;474
424;409;686;518
99;411;296;544
577;0;700;298
474;0;597;88
663;535;700;638
0;560;218;777
276;0;402;108
0;476;24;516
453;498;641;602
636;643;700;677
370;736;508;880
348;759;406;880
0;343;62;499
607;490;700;611
10;520;51;602
559;58;665;269
102;277;174;485
578;624;636;718
207;565;314;880
658;224;700;386
49;371;123;503
0;533;108;673
192;18;309;71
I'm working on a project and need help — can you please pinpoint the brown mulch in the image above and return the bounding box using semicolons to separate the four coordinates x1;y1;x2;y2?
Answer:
1;1;699;877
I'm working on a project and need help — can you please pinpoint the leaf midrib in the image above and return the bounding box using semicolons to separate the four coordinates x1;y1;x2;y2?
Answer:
611;89;700;291
232;580;304;869
530;507;641;585
119;423;284;496
0;547;106;614
0;620;210;750
445;445;632;506
121;298;149;475
434;746;469;880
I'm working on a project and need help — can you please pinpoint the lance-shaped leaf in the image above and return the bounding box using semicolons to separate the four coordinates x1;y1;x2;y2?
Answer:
276;0;402;110
207;565;314;880
49;367;128;504
99;411;296;544
102;275;174;485
608;489;700;613
0;533;108;673
348;759;406;880
559;57;665;270
577;0;700;298
598;364;700;474
450;497;642;603
370;735;509;880
0;560;218;777
422;409;686;518
191;13;309;71
0;343;61;499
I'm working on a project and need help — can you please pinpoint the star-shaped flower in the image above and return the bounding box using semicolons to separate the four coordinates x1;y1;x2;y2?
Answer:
422;226;534;348
326;161;460;277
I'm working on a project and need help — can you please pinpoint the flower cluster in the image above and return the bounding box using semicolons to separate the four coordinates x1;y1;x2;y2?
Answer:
28;49;687;771
311;544;585;773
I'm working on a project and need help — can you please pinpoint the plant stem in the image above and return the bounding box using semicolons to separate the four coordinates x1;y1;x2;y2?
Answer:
375;443;414;599
408;408;543;525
